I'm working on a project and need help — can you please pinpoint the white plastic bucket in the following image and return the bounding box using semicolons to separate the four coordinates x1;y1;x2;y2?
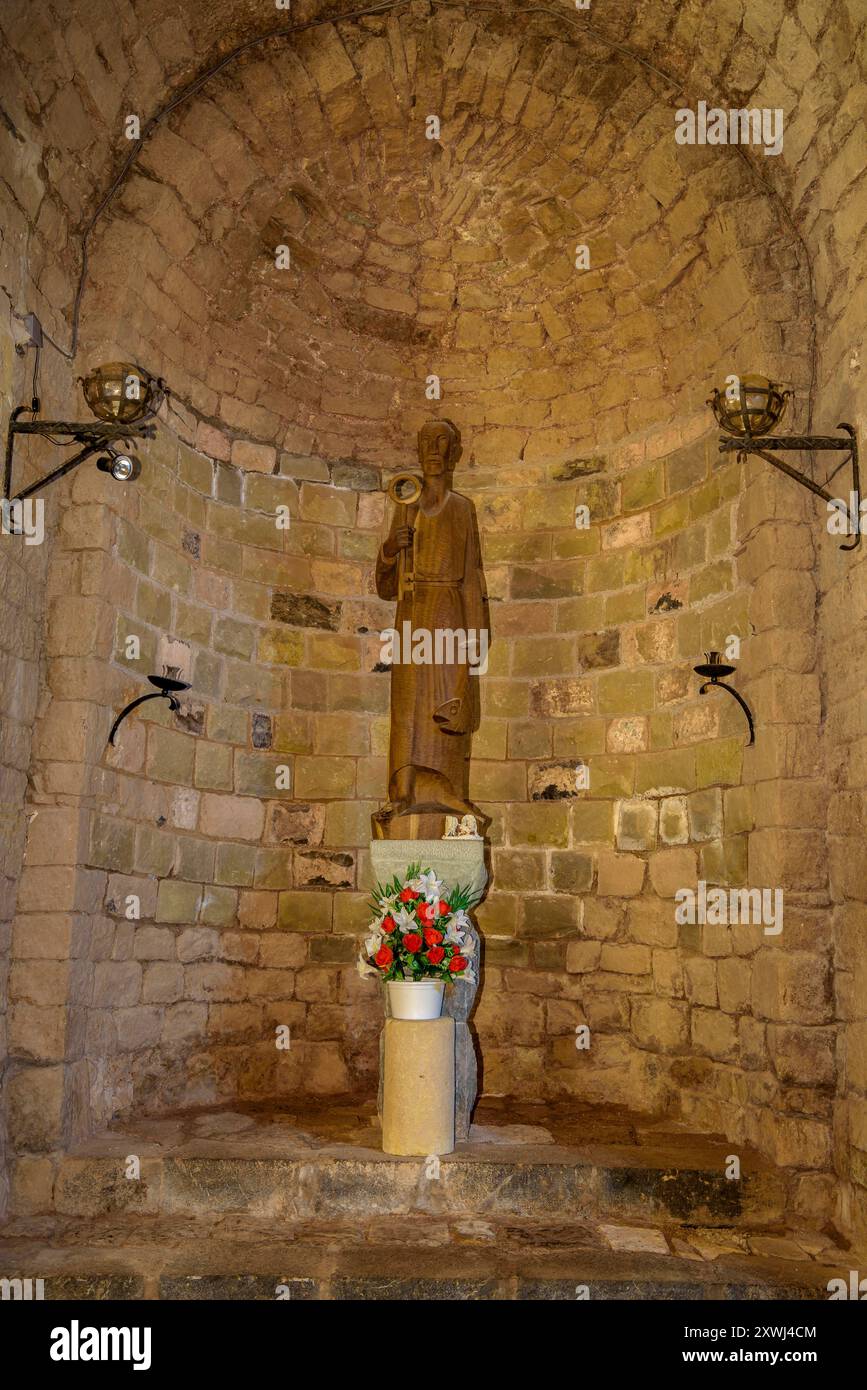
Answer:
388;979;445;1020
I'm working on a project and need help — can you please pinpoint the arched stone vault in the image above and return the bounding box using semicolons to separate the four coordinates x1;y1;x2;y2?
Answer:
6;0;861;406
9;0;863;437
73;7;814;468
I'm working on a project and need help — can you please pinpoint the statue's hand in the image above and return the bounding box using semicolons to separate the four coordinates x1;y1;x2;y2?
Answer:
383;525;414;559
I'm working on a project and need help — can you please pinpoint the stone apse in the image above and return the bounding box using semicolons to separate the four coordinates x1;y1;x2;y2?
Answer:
0;0;866;1256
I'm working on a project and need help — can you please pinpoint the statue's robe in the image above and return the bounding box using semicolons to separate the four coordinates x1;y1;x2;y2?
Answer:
375;490;490;810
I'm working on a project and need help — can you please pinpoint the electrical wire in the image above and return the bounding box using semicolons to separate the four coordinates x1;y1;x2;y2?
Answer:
30;342;40;406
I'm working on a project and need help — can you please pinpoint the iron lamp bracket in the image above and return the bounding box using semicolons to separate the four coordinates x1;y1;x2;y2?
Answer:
719;423;860;551
3;408;155;505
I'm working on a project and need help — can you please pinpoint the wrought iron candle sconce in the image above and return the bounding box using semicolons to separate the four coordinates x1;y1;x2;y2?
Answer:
708;374;860;552
694;652;755;745
108;668;190;747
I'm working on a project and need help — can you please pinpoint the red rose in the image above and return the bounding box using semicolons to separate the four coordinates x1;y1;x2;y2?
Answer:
448;955;468;973
427;946;445;965
403;933;422;954
416;902;435;926
399;887;419;903
375;945;393;968
381;914;396;933
437;899;450;916
423;926;443;946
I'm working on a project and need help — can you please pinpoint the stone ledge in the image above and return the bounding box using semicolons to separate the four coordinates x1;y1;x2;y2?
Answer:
0;1211;843;1301
36;1100;791;1229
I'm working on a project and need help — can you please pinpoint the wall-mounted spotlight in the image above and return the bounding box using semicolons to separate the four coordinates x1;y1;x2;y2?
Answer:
694;651;755;745
3;359;165;504
96;449;141;483
708;374;860;552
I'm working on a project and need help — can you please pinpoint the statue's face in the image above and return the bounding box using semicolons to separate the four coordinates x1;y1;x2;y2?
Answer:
418;422;458;476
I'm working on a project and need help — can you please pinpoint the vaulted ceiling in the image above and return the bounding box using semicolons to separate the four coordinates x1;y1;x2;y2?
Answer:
2;1;863;464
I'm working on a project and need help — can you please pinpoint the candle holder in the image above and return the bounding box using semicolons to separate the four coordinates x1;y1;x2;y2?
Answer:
694;651;755;745
108;667;190;746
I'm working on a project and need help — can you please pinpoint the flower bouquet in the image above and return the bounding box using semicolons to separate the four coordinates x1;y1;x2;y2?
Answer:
358;864;477;1019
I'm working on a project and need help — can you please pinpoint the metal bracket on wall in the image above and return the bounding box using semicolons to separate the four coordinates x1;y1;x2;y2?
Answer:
3;410;155;504
719;423;860;551
108;675;191;747
694;654;755;746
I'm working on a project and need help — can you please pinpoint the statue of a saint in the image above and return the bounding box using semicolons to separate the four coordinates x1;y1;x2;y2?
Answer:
373;419;491;840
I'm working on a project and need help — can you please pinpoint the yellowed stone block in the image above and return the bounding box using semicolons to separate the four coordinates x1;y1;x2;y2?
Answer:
382;1017;455;1157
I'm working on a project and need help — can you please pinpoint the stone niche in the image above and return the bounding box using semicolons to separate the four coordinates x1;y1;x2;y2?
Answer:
2;0;865;1248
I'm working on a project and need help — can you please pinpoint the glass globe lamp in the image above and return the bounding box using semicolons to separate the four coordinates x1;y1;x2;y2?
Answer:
81;362;163;424
708;374;790;437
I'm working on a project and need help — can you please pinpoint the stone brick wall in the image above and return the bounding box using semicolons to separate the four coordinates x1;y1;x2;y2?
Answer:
808;107;867;1243
79;11;817;472
2;0;866;1241
0;308;59;1221
8;394;803;1155
471;414;754;1110
0;86;82;1223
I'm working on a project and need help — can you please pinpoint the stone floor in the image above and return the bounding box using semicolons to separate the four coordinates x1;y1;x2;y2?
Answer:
0;1098;855;1300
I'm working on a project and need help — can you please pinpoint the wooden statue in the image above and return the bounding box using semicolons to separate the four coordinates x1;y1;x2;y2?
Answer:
373;419;491;840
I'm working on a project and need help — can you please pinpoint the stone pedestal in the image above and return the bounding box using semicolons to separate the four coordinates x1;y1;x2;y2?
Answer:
369;837;487;904
381;1017;455;1156
371;838;486;1143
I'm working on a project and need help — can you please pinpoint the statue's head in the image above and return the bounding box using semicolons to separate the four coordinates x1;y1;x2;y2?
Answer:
417;418;462;477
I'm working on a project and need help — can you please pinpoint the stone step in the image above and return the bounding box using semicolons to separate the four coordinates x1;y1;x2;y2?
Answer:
51;1150;789;1228
0;1212;844;1301
41;1101;792;1230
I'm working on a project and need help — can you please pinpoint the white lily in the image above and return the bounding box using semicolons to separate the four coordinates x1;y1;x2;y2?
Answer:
393;905;417;933
364;931;383;955
450;908;472;932
444;920;465;945
410;869;444;903
357;956;378;979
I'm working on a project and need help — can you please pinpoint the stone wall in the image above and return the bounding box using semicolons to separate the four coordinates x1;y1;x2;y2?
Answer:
1;0;866;1242
0;306;58;1222
0;84;82;1223
807;92;867;1244
78;11;816;471
8;390;820;1190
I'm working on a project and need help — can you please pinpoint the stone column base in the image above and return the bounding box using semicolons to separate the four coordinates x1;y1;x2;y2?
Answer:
381;1016;455;1156
371;839;486;1145
378;1020;476;1143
